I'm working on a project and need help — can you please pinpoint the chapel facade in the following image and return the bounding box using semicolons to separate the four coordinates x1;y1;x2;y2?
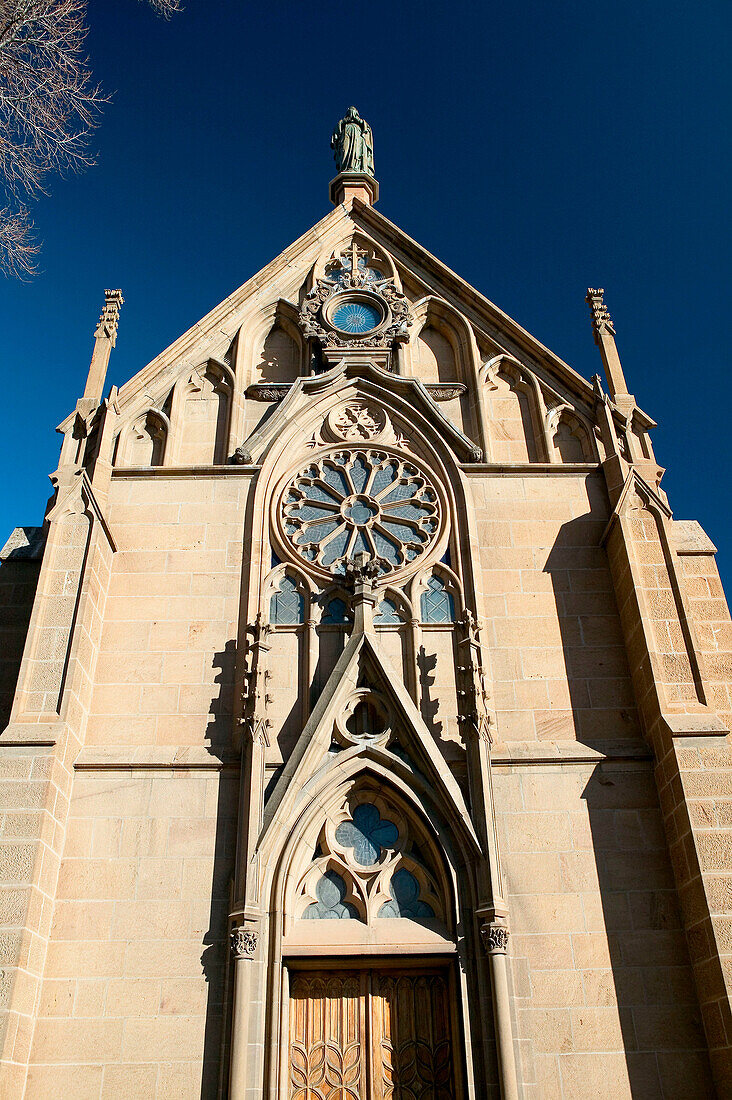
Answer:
1;112;731;1099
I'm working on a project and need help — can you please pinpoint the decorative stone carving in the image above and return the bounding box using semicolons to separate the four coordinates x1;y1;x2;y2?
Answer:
279;449;441;579
481;921;510;954
344;550;381;589
585;288;615;342
94;289;124;346
246;383;291;402
230;926;259;958
299;249;411;353
328;402;387;441
424;384;467;402
230;446;253;465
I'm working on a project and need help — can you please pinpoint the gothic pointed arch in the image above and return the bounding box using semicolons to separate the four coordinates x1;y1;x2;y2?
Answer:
481;353;546;462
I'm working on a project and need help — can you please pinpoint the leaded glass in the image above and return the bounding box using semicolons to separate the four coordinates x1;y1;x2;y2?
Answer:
378;869;435;918
282;450;440;576
302;870;357;919
321;597;349;624
374;598;403;625
270;575;304;625
420;575;455;624
335;803;399;866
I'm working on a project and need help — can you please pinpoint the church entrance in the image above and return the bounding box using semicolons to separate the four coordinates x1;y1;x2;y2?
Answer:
287;964;458;1099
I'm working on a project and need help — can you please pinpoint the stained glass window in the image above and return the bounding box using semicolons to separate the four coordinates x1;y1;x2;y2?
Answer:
420;576;455;624
270;575;304;625
378;869;435;918
321;597;349;624
302;870;357;919
374;598;404;625
283;451;440;576
335;803;399;866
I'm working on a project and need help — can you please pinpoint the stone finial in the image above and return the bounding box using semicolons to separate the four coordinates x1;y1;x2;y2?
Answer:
584;287;629;399
344;552;380;634
585;287;615;344
83;289;124;405
94;289;124;347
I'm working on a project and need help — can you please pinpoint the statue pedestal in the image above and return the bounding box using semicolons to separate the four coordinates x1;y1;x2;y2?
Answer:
330;172;379;206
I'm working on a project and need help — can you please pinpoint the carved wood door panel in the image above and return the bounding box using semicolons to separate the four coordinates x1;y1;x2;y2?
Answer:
288;967;457;1100
289;970;368;1099
371;970;455;1100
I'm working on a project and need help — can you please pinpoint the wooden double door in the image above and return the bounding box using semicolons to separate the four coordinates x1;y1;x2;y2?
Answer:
288;965;458;1099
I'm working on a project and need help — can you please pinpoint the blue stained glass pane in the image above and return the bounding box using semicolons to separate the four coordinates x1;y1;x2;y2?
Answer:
335;804;399;866
321;528;350;566
322;466;351;497
371;463;400;497
322;597;349;624
302;870;357;920
375;599;403;625
344;499;377;525
380;482;416;504
331;300;382;333
292;503;332;522
377;869;434;918
420;576;455;624
351;528;371;557
270;576;304;624
372;530;401;565
381;519;425;542
307;483;342;504
349;457;370;494
303;519;341;543
383;502;424;520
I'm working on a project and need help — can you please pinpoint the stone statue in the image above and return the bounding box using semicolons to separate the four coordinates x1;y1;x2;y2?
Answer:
331;107;375;177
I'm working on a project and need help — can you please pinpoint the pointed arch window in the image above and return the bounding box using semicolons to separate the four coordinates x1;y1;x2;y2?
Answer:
270;574;305;625
420;576;455;624
374;598;404;625
294;790;445;926
321;596;349;625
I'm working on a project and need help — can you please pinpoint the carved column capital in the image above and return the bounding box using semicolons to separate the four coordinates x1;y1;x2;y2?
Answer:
481;920;510;955
230;926;259;959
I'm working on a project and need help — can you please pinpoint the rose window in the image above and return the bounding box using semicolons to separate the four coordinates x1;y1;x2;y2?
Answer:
281;450;440;576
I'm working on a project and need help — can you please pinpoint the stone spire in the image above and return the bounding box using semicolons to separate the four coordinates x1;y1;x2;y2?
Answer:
329;107;379;206
83;289;124;404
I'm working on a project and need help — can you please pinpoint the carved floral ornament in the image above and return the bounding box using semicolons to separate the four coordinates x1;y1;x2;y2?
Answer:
299;245;411;351
276;447;445;581
230;926;259;959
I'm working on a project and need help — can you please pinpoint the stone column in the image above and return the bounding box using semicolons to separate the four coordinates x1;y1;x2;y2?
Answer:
481;919;520;1100
228;924;261;1100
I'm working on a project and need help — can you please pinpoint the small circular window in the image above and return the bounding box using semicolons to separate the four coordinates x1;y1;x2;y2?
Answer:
325;293;385;336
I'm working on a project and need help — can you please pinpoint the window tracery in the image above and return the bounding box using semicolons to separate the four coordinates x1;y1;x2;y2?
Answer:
294;791;445;925
270;574;305;625
420;576;455;624
280;450;441;578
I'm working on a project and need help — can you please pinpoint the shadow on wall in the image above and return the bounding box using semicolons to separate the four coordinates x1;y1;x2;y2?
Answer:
542;476;640;753
581;764;713;1096
540;481;712;1094
200;639;239;1099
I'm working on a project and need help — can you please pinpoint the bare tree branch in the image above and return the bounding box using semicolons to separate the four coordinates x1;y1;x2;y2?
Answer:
0;201;39;278
0;0;182;278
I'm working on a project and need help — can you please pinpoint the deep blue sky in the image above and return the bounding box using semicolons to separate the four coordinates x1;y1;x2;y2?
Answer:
0;0;729;593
